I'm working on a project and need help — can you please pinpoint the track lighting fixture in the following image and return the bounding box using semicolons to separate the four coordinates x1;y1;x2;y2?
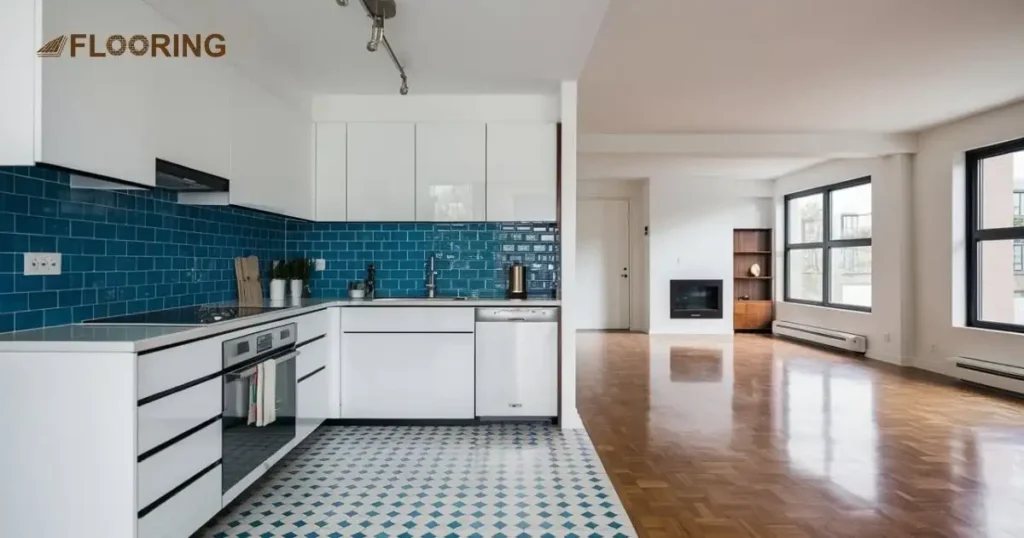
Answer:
367;17;384;52
337;0;409;96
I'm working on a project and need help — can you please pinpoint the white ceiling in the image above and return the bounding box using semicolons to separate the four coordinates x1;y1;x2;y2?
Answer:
580;0;1024;133
146;0;609;96
578;154;824;182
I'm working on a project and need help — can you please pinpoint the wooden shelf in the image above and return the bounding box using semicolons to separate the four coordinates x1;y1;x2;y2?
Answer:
734;227;774;331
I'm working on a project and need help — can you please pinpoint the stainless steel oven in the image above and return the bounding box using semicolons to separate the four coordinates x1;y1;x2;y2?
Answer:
221;323;298;494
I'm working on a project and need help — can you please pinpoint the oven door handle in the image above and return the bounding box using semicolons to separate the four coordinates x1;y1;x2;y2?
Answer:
225;350;300;379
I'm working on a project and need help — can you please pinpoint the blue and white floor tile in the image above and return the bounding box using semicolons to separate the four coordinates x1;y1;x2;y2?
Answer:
199;424;636;538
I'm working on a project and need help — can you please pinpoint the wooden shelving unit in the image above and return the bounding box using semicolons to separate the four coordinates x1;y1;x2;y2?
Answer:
733;228;774;332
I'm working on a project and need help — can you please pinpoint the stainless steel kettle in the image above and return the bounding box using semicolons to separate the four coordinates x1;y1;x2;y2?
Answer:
507;262;528;299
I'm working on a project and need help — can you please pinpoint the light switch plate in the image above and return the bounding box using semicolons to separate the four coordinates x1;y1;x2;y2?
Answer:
24;252;62;276
315;259;326;271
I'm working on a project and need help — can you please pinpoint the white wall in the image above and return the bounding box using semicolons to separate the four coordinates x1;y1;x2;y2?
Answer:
913;100;1024;375
559;81;582;429
773;156;914;364
578;179;650;332
648;179;773;334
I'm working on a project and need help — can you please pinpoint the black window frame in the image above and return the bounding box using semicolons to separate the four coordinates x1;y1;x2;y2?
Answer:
966;136;1024;333
783;176;872;312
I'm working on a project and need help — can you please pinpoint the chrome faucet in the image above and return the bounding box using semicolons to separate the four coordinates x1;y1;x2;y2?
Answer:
426;255;437;298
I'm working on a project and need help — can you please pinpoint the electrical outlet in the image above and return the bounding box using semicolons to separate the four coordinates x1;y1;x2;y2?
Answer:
24;252;62;276
315;259;326;271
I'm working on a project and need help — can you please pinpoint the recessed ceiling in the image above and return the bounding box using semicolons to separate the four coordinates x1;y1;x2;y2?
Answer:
145;0;609;96
580;0;1024;133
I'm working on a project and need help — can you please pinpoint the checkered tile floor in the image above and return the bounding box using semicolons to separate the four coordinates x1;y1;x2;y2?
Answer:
200;424;636;538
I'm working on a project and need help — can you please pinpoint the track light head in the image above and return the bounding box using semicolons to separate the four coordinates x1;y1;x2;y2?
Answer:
367;17;384;52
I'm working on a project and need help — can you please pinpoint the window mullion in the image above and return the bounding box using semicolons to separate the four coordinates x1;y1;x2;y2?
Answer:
975;228;1024;241
785;242;824;250
823;186;832;305
829;238;872;248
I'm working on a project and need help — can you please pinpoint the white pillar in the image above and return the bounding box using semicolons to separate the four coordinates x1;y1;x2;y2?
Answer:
559;80;582;429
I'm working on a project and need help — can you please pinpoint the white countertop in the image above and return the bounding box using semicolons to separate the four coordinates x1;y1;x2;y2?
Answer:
0;298;560;353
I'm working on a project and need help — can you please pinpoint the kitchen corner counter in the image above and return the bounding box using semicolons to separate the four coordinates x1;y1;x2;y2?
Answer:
0;298;560;353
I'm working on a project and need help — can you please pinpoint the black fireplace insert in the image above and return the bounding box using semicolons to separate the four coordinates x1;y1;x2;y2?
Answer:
670;279;723;319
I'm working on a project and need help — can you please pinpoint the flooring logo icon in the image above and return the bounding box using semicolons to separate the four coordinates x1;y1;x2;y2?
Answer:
37;35;68;57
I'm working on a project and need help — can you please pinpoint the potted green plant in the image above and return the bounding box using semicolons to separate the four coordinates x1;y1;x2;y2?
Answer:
270;260;290;302
288;258;314;300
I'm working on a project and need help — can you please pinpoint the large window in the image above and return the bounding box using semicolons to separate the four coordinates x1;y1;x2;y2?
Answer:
784;177;872;311
966;137;1024;332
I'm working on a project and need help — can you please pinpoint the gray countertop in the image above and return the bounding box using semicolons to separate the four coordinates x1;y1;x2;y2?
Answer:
0;297;560;353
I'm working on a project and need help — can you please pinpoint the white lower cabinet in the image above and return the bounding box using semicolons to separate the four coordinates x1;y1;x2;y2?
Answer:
137;464;221;538
297;367;328;440
137;421;221;509
341;333;475;419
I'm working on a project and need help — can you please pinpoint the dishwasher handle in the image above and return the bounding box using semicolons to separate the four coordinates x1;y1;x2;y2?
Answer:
475;308;559;323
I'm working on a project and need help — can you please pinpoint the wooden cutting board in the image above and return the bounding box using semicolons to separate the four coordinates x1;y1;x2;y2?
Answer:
234;256;263;307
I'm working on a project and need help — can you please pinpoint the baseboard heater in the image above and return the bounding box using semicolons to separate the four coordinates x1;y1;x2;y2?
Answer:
771;320;867;353
953;357;1024;395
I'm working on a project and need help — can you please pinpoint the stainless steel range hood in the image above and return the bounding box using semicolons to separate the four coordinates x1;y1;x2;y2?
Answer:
155;159;229;192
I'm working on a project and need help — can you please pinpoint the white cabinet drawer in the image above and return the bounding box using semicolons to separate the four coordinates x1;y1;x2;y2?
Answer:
297;366;328;441
294;309;329;344
138;377;221;455
138;338;221;401
138;420;221;510
138;464;221;538
342;307;474;333
341;333;475;419
296;336;328;380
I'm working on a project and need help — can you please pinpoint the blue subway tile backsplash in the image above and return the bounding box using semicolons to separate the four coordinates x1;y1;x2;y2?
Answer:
286;221;560;299
0;166;286;332
0;165;560;333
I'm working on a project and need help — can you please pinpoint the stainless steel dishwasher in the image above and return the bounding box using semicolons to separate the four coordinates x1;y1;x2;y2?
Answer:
474;307;559;418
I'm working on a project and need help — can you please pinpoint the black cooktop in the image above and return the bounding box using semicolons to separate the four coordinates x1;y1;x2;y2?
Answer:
85;305;284;325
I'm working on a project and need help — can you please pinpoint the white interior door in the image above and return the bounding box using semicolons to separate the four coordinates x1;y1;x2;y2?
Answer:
577;199;630;329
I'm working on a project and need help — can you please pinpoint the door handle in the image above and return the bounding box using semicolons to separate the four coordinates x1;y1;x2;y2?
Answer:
226;350;300;379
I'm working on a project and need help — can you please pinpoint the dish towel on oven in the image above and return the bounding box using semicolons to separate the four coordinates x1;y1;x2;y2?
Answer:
247;366;258;425
262;358;277;426
254;362;266;427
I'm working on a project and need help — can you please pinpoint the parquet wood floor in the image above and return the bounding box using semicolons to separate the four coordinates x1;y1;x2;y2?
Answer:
577;333;1024;538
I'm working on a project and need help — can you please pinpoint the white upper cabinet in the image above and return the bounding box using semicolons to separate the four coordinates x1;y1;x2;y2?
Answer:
415;123;486;221
271;104;314;220
346;123;416;221
227;69;314;220
315;123;347;222
227;69;276;212
0;0;36;165
37;0;158;186
155;48;231;179
485;123;558;222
